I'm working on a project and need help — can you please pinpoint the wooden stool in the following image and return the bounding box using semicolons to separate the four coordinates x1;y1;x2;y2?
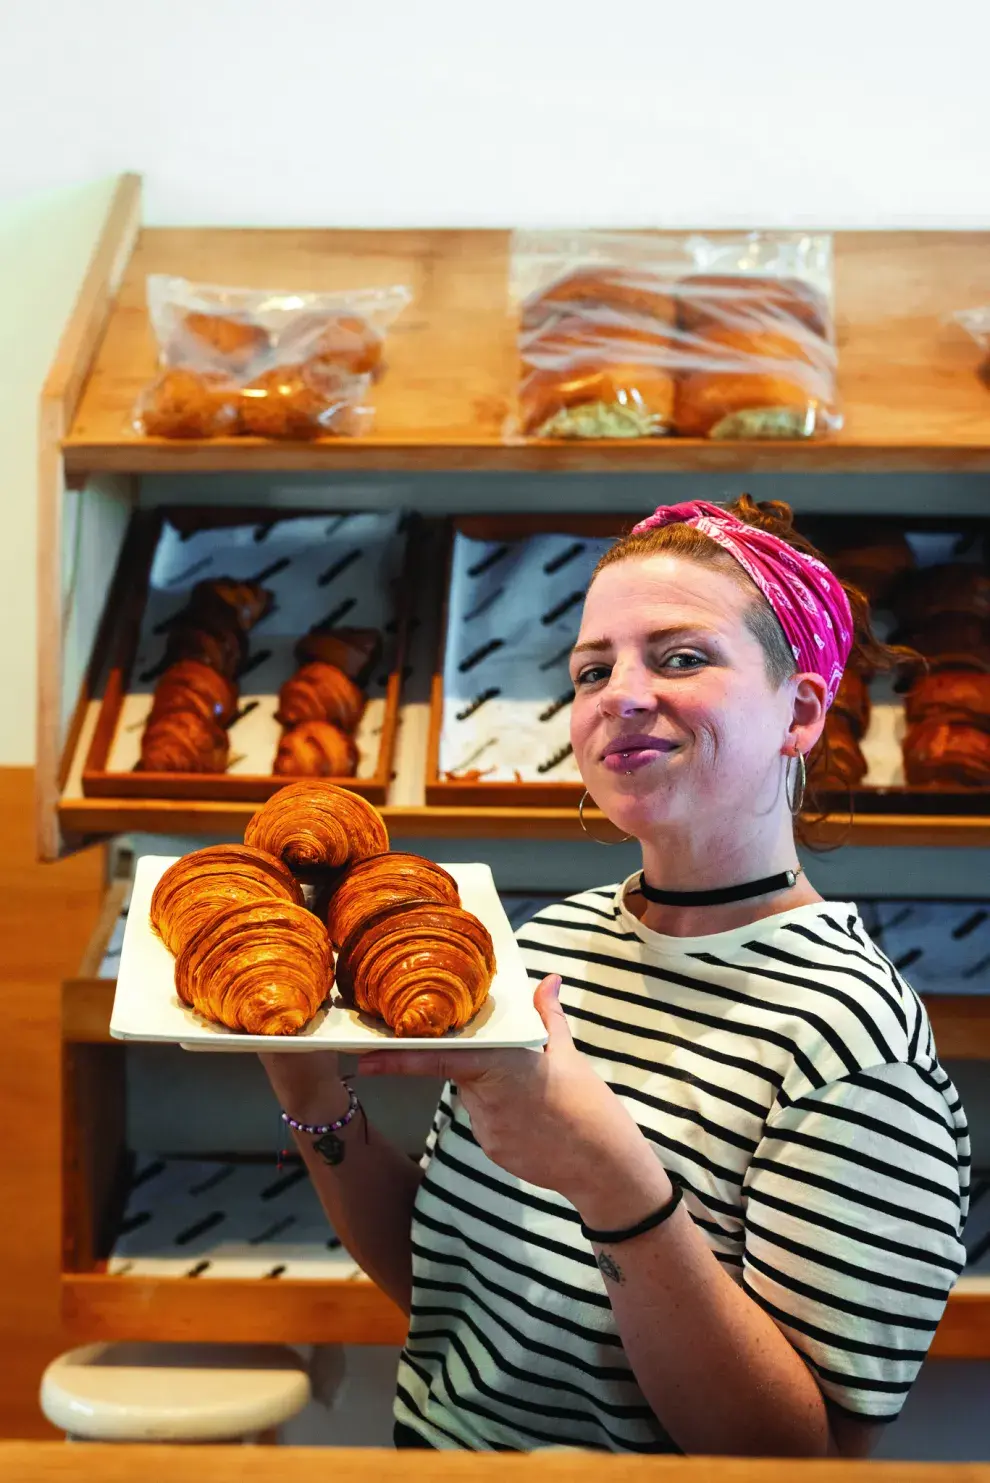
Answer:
40;1342;311;1443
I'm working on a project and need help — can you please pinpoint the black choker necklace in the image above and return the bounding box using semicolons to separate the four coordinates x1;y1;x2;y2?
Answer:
638;867;803;907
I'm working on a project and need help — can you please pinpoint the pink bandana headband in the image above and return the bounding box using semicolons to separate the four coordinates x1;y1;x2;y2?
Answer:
630;501;853;706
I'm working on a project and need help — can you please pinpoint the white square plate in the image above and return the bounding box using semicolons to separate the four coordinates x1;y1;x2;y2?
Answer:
110;855;547;1053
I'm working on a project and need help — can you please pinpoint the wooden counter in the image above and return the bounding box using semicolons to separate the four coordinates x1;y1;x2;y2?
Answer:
2;1444;990;1482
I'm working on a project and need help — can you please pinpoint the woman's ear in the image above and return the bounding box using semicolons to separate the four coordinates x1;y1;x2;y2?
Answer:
784;673;829;758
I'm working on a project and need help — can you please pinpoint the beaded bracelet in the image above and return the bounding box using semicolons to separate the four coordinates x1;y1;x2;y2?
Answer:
280;1083;360;1137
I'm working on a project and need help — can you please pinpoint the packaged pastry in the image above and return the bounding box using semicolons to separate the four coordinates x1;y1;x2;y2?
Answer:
510;230;839;441
135;275;411;440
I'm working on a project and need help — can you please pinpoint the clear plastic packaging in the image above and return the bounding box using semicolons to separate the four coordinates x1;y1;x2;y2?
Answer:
952;307;990;388
509;231;840;441
135;276;411;440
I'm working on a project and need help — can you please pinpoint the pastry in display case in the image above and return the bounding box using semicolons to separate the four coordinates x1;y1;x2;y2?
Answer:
82;509;412;803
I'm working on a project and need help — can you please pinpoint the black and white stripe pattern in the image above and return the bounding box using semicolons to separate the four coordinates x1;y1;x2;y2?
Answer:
395;877;970;1451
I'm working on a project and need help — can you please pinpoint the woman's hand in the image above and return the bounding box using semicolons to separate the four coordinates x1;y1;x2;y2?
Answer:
258;1048;350;1126
359;975;666;1216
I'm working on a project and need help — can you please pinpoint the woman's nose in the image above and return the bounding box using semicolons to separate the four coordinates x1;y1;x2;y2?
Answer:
598;663;655;717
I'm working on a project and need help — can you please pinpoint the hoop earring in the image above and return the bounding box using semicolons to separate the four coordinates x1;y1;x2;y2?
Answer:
578;790;632;845
786;752;807;817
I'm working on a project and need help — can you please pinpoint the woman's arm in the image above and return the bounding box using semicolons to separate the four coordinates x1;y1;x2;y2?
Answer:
571;1149;839;1456
260;1052;423;1314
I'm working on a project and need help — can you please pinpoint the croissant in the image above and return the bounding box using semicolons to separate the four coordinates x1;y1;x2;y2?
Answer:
274;721;359;778
830;670;871;740
336;901;495;1037
896;611;990;670
244;779;389;870
521;267;677;331
891;565;990;626
164;611;247;680
294;627;383;681
521;309;674;368
325;852;460;948
189;578;272;631
903;719;990;787
138;369;240;439
674;328;835;439
276;662;365;730
176;311;270;372
175;900;334;1035
238;361;355;440
150;845;305;956
676;275;831;339
138;710;229;773
148;660;239;728
905;670;990;729
829;526;915;607
280;312;384;376
811;714;868;790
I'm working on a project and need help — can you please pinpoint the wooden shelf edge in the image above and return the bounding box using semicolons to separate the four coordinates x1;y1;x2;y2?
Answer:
60;436;990;478
60;1271;986;1354
65;979;990;1058
61;1272;407;1345
55;796;990;847
930;1285;990;1359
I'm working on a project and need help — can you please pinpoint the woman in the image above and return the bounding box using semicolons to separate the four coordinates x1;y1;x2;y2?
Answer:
262;496;969;1456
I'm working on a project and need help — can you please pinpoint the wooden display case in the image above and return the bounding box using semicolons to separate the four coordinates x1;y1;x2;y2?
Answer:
37;176;990;1365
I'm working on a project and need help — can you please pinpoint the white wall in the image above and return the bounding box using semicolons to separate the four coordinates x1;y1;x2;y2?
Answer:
1;0;988;228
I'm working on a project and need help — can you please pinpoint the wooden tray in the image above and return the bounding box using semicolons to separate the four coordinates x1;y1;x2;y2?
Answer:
82;506;413;804
426;514;626;808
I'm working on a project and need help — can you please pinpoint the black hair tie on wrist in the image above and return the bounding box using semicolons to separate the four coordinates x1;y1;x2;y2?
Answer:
580;1181;683;1246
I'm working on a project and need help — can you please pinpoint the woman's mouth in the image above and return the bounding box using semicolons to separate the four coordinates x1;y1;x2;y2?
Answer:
601;736;678;772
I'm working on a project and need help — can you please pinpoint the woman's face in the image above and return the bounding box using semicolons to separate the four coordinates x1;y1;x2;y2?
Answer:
569;553;803;839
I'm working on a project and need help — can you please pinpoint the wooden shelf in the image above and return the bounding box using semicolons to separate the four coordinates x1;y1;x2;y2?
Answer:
63;219;990;476
62;1271;405;1346
55;794;990;850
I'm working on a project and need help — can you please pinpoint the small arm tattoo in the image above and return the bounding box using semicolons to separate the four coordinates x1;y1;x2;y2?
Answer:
596;1250;625;1284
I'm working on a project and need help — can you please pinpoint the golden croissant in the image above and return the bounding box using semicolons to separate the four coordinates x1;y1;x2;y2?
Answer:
244;779;389;870
175;899;334;1035
150;845;305;956
276;661;365;730
325;852;460;949
336;901;495;1037
273;720;358;778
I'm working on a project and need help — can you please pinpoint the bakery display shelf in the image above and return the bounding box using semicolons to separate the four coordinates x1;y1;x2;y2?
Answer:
61;1270;405;1346
62;978;990;1060
53;180;990;477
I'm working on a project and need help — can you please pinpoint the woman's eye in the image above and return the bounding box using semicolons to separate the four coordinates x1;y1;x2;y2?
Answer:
664;652;706;670
575;664;610;687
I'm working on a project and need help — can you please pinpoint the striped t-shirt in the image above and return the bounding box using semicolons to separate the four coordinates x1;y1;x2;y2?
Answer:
394;876;970;1453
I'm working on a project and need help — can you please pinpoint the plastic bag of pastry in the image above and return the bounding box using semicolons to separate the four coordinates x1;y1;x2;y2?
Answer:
510;230;840;441
134;275;411;439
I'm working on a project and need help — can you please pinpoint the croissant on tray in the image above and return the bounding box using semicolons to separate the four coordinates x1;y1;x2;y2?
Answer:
163;612;247;680
902;720;990;787
138;710;229;773
890;565;990;627
189;578;273;632
325;852;460;948
905;670;990;730
830;670;871;740
150;844;304;955
276;661;365;730
175;900;334;1035
895;611;990;672
148;660;239;729
829;526;915;608
244;779;389;870
812;713;868;791
294;626;383;681
336;900;495;1037
274;721;358;778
